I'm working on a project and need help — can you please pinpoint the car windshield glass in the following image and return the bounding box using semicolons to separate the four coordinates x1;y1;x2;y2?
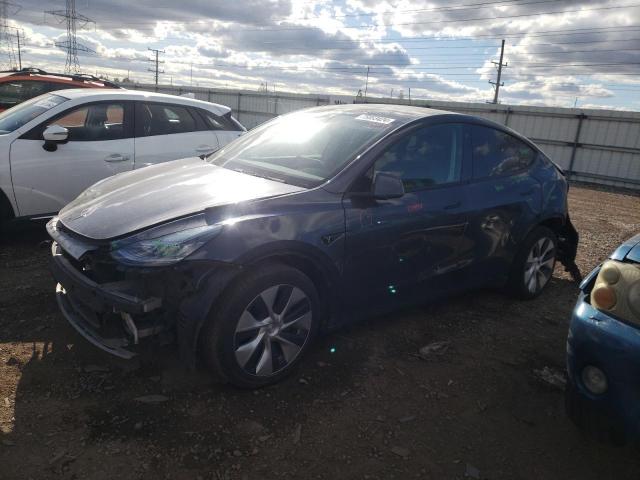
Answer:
208;109;398;187
0;93;68;135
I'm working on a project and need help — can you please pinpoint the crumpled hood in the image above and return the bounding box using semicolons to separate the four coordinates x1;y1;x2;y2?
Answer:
58;157;305;240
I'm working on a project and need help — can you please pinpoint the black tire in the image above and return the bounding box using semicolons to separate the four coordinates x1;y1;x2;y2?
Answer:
508;226;558;299
0;190;13;233
200;263;320;389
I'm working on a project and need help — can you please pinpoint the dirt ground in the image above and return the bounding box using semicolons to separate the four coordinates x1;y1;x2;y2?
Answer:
1;184;639;480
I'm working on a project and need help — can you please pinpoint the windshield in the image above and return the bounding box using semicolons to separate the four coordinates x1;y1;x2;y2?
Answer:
208;109;397;187
0;93;68;135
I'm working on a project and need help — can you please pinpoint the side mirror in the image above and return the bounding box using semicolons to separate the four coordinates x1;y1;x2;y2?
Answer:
42;124;68;152
373;172;405;200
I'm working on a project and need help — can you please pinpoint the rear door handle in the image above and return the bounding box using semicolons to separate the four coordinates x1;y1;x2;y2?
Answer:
104;154;130;163
520;188;536;196
444;201;461;210
195;144;215;153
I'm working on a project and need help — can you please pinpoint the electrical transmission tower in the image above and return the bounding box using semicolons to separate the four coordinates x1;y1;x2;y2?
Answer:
148;48;165;86
489;39;507;104
0;0;20;70
46;0;95;73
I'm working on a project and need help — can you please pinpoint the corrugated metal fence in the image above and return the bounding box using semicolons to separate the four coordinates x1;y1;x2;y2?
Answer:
123;82;640;190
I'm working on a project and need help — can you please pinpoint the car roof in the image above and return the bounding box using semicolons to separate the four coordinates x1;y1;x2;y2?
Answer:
53;88;232;115
308;103;460;123
312;103;539;146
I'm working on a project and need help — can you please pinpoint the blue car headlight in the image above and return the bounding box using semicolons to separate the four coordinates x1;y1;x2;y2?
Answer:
110;214;223;267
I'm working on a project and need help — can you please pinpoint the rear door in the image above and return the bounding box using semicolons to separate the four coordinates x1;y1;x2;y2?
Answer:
459;124;542;283
10;100;134;217
133;102;219;167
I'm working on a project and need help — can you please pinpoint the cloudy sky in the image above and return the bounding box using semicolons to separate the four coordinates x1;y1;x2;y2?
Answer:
4;0;640;110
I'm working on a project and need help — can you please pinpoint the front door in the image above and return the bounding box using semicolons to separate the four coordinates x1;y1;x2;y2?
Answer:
342;123;471;312
10;101;134;217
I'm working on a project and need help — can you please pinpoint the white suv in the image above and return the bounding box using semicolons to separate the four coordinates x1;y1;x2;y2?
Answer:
0;88;245;224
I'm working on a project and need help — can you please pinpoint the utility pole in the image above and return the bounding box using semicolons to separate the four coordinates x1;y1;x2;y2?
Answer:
147;48;165;86
15;27;20;69
46;0;94;73
190;62;193;86
489;39;507;104
364;66;370;100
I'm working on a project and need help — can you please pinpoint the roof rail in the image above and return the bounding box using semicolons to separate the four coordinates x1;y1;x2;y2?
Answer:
0;68;121;88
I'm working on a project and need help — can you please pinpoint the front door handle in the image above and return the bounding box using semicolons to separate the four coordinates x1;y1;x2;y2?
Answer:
444;201;461;210
195;145;215;153
104;154;130;162
520;188;536;196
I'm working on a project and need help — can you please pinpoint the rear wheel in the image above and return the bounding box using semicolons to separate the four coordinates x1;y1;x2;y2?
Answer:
200;264;320;388
509;226;557;299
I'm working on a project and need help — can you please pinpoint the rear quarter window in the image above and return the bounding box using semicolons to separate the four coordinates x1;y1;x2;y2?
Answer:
471;125;537;178
198;109;243;131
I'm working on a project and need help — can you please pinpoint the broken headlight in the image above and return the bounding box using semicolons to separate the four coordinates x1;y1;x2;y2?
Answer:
110;214;223;267
591;260;640;324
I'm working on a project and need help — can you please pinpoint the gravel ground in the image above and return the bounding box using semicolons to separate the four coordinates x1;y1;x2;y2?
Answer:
1;184;639;480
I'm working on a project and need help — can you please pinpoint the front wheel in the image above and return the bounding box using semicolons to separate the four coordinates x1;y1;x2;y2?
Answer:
508;226;557;299
200;264;320;388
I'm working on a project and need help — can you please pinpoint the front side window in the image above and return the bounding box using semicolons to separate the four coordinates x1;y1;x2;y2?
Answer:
373;124;464;192
136;103;197;136
0;93;68;134
47;102;126;141
472;126;537;178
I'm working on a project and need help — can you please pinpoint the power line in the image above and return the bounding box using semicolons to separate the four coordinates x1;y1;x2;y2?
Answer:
136;3;640;33
45;0;94;73
0;0;19;69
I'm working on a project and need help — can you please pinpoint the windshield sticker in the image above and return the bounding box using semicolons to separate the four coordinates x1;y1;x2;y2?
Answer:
355;114;395;125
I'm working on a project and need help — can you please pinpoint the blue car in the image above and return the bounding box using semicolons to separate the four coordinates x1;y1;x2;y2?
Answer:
566;234;640;442
47;104;580;388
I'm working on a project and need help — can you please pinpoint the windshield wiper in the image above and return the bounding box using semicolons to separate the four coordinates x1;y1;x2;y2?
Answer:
229;166;286;184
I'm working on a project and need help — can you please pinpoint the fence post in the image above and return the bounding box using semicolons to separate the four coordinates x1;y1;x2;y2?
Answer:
207;89;211;102
504;107;512;127
568;113;586;177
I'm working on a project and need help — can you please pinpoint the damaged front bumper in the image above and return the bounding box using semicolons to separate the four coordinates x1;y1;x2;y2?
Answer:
51;241;165;359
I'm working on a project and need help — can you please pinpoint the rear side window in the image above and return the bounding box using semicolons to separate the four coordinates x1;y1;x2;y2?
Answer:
0;80;50;108
374;124;464;192
472;125;537;178
198;109;243;131
135;102;198;137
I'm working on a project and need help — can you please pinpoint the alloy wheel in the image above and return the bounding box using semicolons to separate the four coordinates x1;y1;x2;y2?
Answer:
524;237;555;294
233;284;312;377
